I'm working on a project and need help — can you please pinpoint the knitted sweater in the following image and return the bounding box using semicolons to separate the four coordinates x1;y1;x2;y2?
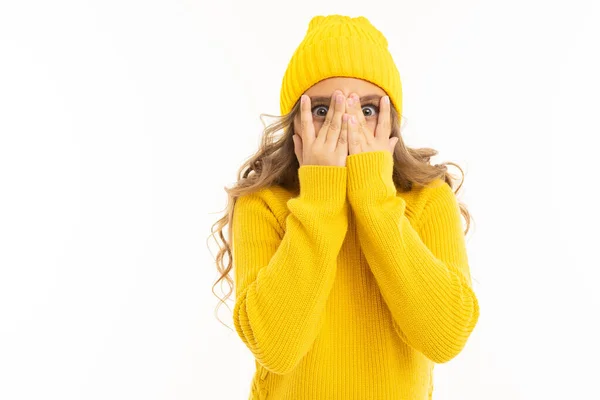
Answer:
232;150;479;400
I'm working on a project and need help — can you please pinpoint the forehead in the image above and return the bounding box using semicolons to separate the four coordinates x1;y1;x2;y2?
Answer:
304;77;387;97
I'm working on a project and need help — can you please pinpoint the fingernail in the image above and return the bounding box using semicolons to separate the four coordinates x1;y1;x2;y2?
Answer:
384;96;390;104
347;97;354;107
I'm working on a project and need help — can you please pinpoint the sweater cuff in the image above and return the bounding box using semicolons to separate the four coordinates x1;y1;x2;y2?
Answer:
298;165;347;205
346;150;397;202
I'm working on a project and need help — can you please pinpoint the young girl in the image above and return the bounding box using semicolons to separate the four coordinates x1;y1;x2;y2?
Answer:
211;14;480;399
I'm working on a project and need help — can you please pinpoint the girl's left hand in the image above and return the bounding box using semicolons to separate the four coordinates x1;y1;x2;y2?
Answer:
345;94;399;156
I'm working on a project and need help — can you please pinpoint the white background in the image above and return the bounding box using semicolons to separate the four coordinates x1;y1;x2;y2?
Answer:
1;0;598;399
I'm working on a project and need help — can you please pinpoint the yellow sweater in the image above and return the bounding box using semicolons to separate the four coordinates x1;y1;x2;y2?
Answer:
232;150;479;399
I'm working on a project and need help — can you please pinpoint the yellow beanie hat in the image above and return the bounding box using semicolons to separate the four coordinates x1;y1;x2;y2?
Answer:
280;14;402;118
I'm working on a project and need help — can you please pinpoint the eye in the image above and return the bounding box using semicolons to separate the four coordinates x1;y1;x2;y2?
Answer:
311;104;329;118
362;104;379;117
310;102;380;118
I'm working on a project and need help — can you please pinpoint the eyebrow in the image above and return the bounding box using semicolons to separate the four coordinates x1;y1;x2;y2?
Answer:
309;94;383;104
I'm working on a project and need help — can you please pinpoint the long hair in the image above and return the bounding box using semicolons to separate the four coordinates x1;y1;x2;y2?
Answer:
207;96;474;330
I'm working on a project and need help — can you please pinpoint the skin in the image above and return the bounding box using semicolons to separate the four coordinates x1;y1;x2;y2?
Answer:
292;77;399;167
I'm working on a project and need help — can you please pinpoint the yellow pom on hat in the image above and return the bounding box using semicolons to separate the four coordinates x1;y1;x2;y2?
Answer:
279;14;402;118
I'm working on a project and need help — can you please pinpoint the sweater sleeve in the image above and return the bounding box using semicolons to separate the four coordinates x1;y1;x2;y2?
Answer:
231;165;348;375
346;150;480;364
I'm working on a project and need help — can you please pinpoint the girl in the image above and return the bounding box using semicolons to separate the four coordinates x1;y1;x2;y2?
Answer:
210;14;480;400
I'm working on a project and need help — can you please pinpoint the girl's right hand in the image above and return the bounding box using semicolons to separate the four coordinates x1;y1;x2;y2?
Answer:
292;90;349;167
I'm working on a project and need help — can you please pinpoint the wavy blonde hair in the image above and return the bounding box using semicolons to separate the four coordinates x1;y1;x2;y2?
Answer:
208;97;474;330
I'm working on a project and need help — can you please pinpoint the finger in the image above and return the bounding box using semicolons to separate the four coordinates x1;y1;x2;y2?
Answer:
375;95;392;141
299;94;315;144
325;91;346;148
348;93;371;142
348;113;364;155
337;113;349;155
292;134;303;165
316;90;340;143
389;136;399;154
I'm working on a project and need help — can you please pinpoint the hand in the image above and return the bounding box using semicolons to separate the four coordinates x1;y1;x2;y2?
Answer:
345;93;399;156
292;90;349;167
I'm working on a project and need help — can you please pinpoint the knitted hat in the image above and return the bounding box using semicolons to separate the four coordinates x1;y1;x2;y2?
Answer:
279;14;402;118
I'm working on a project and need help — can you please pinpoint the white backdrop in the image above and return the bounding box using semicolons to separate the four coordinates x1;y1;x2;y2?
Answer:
1;1;599;399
